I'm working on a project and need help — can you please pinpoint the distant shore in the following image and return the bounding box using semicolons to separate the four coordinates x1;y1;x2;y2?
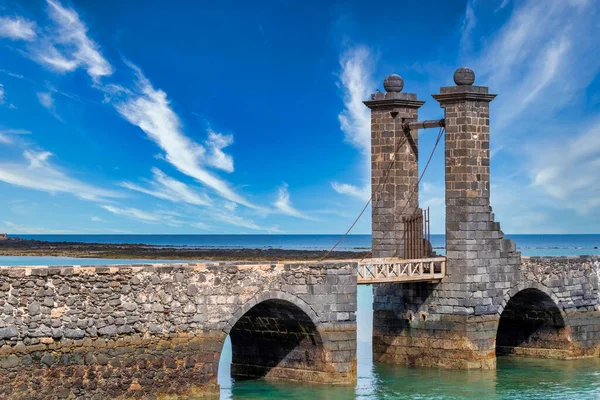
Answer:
0;238;362;261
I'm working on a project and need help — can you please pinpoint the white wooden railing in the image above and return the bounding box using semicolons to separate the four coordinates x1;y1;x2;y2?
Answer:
357;257;446;284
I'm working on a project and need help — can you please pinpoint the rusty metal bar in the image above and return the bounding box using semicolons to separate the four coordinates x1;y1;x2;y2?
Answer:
403;118;445;131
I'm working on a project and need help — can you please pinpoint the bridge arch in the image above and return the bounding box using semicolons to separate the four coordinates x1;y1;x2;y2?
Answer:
496;283;571;356
221;290;325;382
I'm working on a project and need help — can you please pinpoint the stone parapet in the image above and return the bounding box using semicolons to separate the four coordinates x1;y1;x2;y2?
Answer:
0;261;357;398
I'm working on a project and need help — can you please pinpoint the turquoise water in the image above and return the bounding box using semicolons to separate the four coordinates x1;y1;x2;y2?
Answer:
1;237;599;399
218;284;600;399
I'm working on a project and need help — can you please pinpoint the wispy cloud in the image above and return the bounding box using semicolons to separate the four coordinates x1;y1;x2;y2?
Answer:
495;0;510;12
464;0;600;224
273;183;316;220
0;83;4;104
101;205;183;226
333;45;374;201
36;91;61;120
472;0;598;130
460;1;477;56
0;150;121;201
121;168;286;231
530;120;600;215
205;130;234;172
338;45;373;156
19;0;113;82
37;91;53;109
121;167;212;207
0;221;73;234
331;182;370;201
113;63;259;209
0;128;30;145
0;16;37;41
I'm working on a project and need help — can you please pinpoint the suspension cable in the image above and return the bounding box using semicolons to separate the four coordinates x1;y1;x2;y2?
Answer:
360;126;445;261
320;124;445;261
319;118;408;261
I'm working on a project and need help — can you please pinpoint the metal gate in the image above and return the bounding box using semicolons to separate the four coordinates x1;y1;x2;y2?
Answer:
403;207;430;259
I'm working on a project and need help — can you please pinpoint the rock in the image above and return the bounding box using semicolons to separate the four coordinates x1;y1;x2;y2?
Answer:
41;352;56;366
27;301;41;315
98;325;117;336
0;355;19;368
0;326;18;339
183;303;196;314
64;328;85;339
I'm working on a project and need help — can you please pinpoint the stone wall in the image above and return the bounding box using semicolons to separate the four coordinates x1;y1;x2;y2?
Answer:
0;261;357;399
373;256;600;368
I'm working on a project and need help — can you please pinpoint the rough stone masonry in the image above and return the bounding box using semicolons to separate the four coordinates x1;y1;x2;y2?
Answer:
0;261;357;399
369;68;600;369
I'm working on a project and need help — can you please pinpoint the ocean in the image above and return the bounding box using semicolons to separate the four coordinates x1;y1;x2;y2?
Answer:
8;233;600;256
1;234;599;399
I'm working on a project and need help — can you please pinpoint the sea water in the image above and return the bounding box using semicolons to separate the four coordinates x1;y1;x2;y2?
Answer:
1;234;599;399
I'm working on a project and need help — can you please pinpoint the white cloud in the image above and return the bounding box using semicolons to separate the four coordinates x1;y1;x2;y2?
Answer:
0;128;30;145
0;150;121;201
210;209;281;233
0;221;73;234
530;120;600;215
496;0;510;12
338;46;373;156
460;1;477;56
334;46;375;201
0;16;37;41
205;130;234;172
36;91;62;120
101;205;183;226
0;83;4;104
473;0;599;130
331;182;370;202
27;0;112;81
121;167;212;207
273;183;316;220
113;63;259;209
91;216;102;222
37;91;53;109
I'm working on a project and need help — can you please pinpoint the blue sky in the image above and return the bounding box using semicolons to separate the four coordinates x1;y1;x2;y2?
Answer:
0;0;598;235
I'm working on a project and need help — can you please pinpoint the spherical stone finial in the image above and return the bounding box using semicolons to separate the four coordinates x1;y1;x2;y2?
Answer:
383;74;404;93
453;67;475;85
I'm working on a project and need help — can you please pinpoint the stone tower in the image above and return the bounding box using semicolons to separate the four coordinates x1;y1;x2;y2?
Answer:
364;74;424;258
370;68;521;369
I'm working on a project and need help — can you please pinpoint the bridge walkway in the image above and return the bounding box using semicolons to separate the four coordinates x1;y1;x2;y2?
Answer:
357;257;446;284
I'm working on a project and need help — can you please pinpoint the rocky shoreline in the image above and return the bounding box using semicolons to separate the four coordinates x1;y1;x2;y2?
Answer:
0;237;364;261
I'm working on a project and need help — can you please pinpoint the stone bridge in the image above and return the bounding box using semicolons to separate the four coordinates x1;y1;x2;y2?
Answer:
0;67;599;399
0;261;356;399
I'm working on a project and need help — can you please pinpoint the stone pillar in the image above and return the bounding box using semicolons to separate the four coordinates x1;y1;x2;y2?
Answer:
364;74;425;258
432;67;520;318
372;68;521;370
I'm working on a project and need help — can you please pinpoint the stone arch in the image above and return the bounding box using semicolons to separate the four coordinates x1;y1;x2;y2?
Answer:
498;281;566;319
220;291;325;382
224;290;320;335
496;283;571;357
